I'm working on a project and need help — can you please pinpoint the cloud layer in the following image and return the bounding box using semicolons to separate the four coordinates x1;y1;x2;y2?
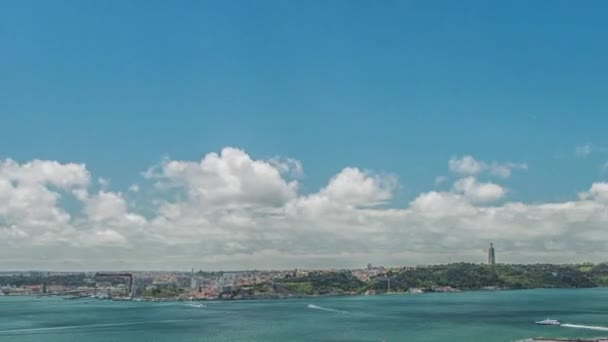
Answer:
1;149;608;270
449;155;527;178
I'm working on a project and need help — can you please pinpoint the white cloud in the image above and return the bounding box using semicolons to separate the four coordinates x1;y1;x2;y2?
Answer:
269;157;304;178
488;164;523;178
576;144;592;157
284;167;397;219
89;229;128;246
98;177;110;187
128;184;140;193
79;190;146;229
0;159;90;245
0;159;90;189
453;177;506;203
2;149;608;270
580;182;608;203
0;159;146;250
448;155;527;178
434;176;448;186
409;191;475;217
72;188;88;201
83;191;128;221
449;155;484;175
320;167;396;206
146;147;298;208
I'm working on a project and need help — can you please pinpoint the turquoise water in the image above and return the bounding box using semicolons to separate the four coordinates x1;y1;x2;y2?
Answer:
2;288;608;341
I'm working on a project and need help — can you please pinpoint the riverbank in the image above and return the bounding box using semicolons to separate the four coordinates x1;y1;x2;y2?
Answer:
4;263;608;302
70;285;595;303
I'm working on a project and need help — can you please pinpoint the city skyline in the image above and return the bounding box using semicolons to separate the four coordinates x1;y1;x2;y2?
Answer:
2;1;608;270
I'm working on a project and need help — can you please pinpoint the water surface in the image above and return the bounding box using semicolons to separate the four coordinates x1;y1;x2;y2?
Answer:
2;288;608;341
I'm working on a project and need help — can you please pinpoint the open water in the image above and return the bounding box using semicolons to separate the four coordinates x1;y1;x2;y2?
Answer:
2;288;608;341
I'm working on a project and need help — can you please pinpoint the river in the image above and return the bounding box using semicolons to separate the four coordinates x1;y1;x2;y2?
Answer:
2;288;608;341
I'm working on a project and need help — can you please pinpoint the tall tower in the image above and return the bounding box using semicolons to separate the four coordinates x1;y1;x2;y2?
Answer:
190;268;198;290
488;243;496;265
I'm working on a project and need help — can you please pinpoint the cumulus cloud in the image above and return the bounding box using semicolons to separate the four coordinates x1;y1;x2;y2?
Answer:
145;147;298;207
580;182;608;203
81;191;145;225
84;192;124;221
268;157;304;178
449;155;485;175
0;159;145;250
453;177;506;203
448;155;527;178
0;159;90;189
409;191;475;217
0;159;90;244
284;167;397;220
320;167;396;206
2;148;608;270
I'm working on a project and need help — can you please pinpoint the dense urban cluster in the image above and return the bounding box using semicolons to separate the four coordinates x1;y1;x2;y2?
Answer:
3;262;608;301
0;266;391;300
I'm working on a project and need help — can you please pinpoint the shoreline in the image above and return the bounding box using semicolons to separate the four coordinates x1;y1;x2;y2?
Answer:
3;286;606;303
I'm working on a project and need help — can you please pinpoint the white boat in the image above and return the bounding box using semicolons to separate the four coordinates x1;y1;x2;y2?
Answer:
535;319;561;326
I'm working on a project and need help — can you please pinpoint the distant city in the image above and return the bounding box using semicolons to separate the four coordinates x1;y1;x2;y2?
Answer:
4;243;608;301
0;265;406;300
0;244;498;299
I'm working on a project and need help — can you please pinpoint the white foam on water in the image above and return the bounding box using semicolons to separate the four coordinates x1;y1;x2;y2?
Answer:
185;303;207;308
307;304;347;314
561;323;608;331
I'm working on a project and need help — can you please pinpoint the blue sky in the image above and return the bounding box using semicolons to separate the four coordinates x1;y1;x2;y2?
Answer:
1;1;608;269
2;0;607;202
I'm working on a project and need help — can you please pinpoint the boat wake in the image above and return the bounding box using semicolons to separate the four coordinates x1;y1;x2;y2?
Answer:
307;304;348;314
561;323;608;331
185;303;207;308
